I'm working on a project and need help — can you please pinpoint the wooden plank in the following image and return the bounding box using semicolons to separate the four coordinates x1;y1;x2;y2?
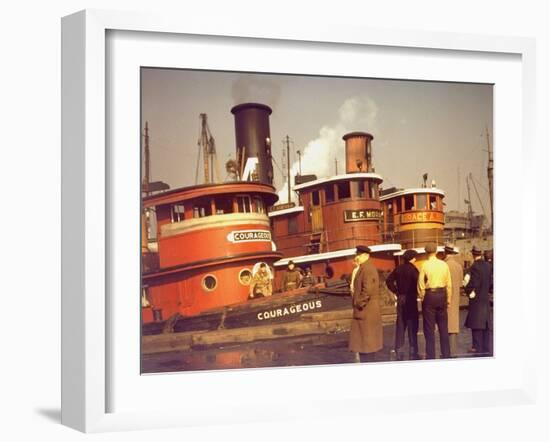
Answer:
301;309;352;321
142;310;398;355
191;320;331;347
301;306;397;322
141;329;199;354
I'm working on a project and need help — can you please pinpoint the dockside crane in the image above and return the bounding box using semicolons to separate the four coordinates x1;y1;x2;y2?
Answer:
196;113;220;184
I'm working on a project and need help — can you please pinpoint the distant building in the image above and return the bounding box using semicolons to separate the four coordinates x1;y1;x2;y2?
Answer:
444;210;486;241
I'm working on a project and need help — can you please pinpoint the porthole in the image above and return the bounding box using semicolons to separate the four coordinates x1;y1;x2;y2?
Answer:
239;269;253;286
202;274;218;292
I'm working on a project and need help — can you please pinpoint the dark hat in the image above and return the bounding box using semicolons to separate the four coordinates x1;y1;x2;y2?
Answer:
355;245;371;254
403;249;418;261
288;260;295;266
425;243;437;254
444;243;458;254
472;246;483;256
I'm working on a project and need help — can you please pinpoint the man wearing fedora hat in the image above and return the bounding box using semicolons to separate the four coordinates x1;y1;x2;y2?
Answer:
464;245;492;355
348;245;383;362
444;243;464;357
386;249;420;360
418;242;452;359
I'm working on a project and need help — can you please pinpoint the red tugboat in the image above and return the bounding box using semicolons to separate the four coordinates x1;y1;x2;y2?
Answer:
269;131;401;287
142;180;281;321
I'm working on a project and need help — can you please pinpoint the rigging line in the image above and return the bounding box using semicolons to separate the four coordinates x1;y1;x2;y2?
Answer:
384;176;396;188
469;174;488;221
470;174;489;194
271;156;285;176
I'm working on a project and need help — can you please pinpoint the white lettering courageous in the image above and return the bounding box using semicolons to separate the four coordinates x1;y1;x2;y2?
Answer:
228;230;272;243
256;300;323;320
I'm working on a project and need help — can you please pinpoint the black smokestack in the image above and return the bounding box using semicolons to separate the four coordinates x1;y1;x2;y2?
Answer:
231;103;273;185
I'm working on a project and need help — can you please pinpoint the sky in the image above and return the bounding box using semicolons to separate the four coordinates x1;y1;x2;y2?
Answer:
141;68;493;216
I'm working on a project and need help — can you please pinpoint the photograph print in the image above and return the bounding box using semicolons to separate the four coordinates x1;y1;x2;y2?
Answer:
140;68;494;373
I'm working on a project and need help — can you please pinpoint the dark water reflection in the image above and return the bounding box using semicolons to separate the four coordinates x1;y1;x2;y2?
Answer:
142;311;488;373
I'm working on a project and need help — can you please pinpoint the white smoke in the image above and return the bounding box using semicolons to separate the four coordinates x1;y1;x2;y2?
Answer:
232;76;281;108
278;96;378;202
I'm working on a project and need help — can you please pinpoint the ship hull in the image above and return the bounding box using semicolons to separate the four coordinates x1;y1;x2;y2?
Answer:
142;284;351;337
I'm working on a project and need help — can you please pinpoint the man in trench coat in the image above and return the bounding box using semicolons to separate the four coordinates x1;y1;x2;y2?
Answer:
348;245;383;362
464;246;492;355
444;244;464;357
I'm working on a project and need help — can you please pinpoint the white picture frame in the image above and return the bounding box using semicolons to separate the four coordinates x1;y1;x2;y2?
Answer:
61;9;537;433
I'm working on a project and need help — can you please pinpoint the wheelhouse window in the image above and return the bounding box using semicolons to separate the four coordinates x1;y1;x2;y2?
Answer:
214;197;233;215
429;194;438;210
193;200;212;218
394;198;401;214
337;181;351;200
236;196;252;213
170;204;185;223
416;194;427;210
253;197;265;214
368;182;377;199
404;194;414;211
351;180;366;198
325;184;335;203
311;190;320;206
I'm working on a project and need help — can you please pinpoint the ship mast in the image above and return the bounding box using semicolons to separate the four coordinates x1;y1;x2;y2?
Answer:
281;135;294;203
486;125;494;233
465;176;473;235
142;121;150;252
469;173;488;237
143;121;150;196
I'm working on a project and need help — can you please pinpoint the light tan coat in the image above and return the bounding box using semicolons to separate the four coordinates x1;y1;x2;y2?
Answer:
445;255;464;334
348;260;383;354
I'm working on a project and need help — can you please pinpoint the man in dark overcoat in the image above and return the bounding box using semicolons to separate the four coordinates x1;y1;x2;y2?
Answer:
483;249;494;356
464;246;492;355
386;249;420;360
348;245;383;362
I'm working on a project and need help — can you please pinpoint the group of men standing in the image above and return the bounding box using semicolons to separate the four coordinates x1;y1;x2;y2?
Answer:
348;243;493;362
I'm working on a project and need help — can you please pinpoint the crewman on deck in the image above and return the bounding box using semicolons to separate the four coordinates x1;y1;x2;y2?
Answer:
348;245;383;362
281;260;302;291
418;243;452;359
300;266;317;287
249;263;273;298
386;249;420;360
444;243;464;357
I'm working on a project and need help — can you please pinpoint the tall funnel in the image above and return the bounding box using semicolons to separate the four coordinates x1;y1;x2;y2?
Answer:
231;103;274;184
342;132;374;174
